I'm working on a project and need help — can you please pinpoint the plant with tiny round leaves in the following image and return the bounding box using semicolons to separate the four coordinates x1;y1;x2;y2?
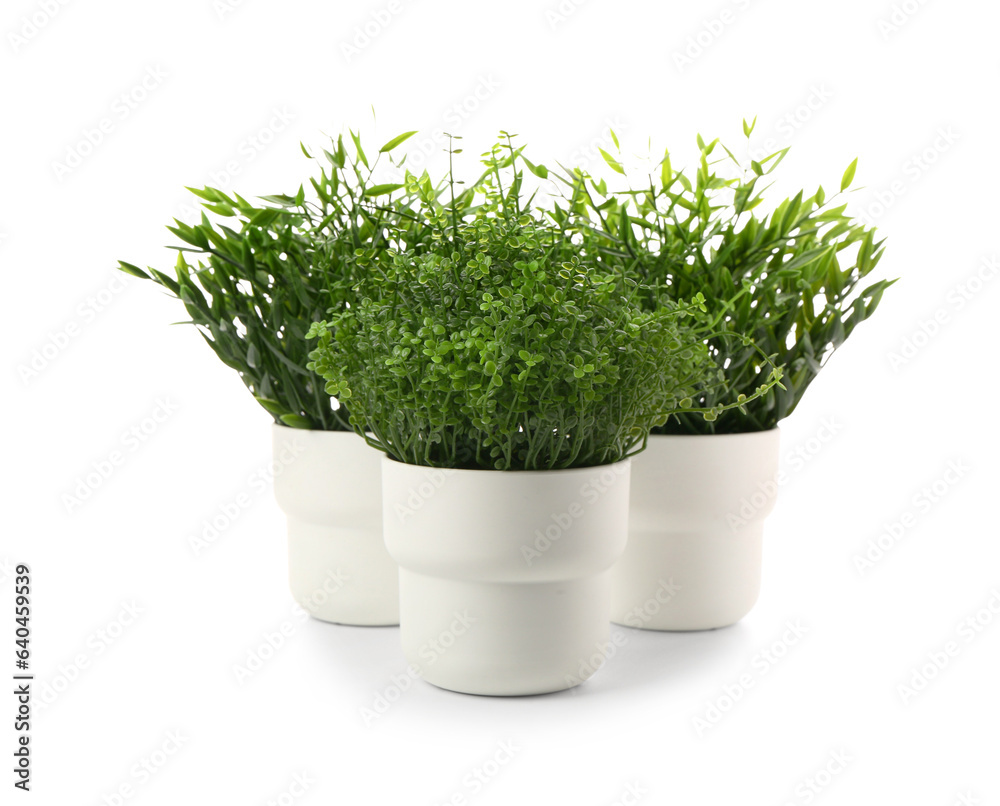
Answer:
308;137;717;470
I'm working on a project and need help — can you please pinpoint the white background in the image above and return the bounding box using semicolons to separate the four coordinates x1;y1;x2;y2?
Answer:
3;0;999;803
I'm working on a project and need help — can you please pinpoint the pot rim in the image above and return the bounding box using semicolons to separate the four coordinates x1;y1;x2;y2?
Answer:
646;426;780;442
271;423;371;437
381;453;632;479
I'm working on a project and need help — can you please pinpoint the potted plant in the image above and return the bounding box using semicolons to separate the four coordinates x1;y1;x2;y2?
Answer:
559;126;894;630
308;137;717;693
118;132;425;626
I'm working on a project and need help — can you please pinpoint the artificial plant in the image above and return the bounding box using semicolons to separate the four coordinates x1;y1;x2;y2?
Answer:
552;122;893;433
308;137;717;470
118;130;428;429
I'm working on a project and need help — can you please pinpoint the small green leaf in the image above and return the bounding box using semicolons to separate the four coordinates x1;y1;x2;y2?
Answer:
363;183;404;197
117;261;150;279
598;148;625;175
185;186;221;203
841;158;858;191
350;130;369;168
379;130;418;153
522;157;549;179
249;208;281;227
254;397;288;417
660;150;672;187
279;414;313;429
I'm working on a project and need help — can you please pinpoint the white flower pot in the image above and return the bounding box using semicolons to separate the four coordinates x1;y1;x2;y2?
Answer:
272;425;399;626
382;457;631;696
611;430;780;631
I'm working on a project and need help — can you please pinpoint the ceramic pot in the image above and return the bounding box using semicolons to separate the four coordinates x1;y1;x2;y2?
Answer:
272;426;398;626
611;430;780;631
382;457;631;695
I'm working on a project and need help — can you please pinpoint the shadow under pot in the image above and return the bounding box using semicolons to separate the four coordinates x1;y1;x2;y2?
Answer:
272;425;399;626
610;430;780;631
382;456;631;696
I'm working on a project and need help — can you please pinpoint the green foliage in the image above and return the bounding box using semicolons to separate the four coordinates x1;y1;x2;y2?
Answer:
552;130;893;433
308;138;717;470
124;123;890;446
118;132;431;429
